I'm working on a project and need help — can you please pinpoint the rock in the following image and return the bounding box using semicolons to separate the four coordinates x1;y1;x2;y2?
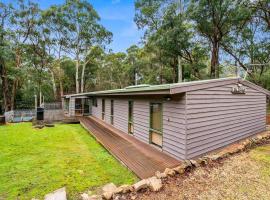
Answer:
102;183;117;193
103;192;113;200
190;160;200;167
197;158;207;165
133;179;149;192
89;195;102;200
115;184;133;194
130;194;137;200
147;177;162;192
81;193;89;200
164;168;175;176
44;187;66;200
173;165;185;174
102;183;117;200
45;124;55;127
206;155;220;161
155;171;167;179
34;125;44;129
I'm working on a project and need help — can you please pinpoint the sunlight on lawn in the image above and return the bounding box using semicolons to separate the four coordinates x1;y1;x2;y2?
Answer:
0;123;137;200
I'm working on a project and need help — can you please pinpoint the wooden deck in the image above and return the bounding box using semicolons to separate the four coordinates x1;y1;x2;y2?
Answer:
78;116;181;179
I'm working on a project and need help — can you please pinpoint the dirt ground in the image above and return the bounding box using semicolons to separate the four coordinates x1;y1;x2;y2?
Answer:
130;145;270;200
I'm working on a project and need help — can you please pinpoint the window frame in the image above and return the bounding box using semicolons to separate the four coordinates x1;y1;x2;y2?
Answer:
102;99;105;120
110;100;114;125
149;102;163;147
128;101;134;134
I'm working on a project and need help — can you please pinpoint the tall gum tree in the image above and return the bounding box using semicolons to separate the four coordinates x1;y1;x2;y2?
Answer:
188;0;251;78
61;0;112;93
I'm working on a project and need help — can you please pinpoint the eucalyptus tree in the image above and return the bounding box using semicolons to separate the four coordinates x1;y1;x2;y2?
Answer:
135;0;208;83
8;0;40;109
220;1;270;85
61;0;112;93
0;2;12;111
41;5;70;99
188;0;251;78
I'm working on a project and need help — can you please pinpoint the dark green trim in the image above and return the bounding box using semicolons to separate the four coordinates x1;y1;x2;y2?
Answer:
128;100;134;134
101;99;105;120
110;99;114;125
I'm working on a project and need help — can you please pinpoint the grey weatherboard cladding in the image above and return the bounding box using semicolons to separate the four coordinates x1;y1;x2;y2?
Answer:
65;78;269;160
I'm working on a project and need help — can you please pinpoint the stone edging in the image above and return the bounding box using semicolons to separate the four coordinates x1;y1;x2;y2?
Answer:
41;131;268;200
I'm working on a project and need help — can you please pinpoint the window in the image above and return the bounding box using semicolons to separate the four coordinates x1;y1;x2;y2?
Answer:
92;97;97;107
110;100;114;125
128;101;134;134
102;99;105;120
150;103;163;147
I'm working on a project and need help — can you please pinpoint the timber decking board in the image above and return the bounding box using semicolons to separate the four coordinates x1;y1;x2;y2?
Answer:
78;116;181;179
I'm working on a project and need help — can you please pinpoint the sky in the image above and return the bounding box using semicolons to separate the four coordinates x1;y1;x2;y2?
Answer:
34;0;145;53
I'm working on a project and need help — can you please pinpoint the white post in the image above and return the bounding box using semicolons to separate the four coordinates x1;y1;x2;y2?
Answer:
178;55;182;83
39;91;42;107
34;95;37;111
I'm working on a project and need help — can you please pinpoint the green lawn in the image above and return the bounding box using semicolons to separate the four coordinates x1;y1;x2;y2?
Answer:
0;123;137;200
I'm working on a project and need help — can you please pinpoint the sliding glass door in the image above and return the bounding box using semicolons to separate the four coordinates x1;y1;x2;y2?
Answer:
150;103;163;147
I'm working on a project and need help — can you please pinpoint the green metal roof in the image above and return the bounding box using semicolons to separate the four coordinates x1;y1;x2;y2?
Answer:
64;77;248;98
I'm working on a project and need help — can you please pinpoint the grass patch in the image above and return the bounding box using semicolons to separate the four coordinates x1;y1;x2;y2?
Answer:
249;145;270;178
0;123;137;200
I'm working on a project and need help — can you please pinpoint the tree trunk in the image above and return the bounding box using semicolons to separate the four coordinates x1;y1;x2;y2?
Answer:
11;79;18;110
75;58;80;93
81;62;86;93
60;79;64;107
210;41;219;78
50;69;57;100
0;56;9;112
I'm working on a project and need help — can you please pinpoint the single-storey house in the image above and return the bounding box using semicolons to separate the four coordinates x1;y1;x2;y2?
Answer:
63;77;270;160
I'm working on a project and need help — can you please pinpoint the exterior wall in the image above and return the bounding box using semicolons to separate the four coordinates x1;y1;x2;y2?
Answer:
186;83;267;159
91;97;187;160
163;97;186;160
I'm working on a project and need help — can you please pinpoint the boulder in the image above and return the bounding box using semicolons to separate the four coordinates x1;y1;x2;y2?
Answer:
115;184;133;194
133;179;149;192
197;158;207;165
164;168;175;176
81;193;89;200
147;177;162;192
34;125;44;129
190;160;200;167
44;187;66;200
103;192;113;200
155;171;167;179
130;194;137;200
45;124;55;127
102;183;117;200
173;165;185;174
89;195;102;200
102;183;117;193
